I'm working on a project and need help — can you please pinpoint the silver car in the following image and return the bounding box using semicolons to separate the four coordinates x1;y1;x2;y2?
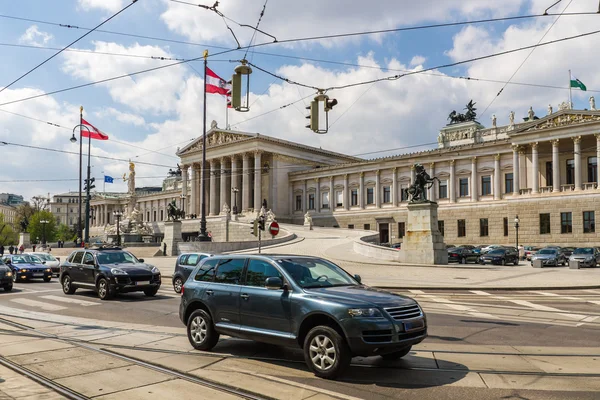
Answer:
27;253;61;276
569;248;600;268
531;248;566;266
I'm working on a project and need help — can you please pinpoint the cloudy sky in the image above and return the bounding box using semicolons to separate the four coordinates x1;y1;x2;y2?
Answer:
1;0;600;201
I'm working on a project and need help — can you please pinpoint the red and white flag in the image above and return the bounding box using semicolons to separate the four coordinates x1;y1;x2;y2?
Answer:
81;118;109;140
206;67;230;96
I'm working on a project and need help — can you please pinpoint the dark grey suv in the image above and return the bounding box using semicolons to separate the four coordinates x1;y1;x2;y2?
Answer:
172;253;212;293
179;255;427;379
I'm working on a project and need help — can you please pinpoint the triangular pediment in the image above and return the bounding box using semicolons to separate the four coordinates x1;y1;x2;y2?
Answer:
514;109;600;134
176;128;254;156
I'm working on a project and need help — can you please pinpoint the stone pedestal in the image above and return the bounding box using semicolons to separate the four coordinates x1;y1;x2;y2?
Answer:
18;233;31;249
163;221;182;256
403;202;447;265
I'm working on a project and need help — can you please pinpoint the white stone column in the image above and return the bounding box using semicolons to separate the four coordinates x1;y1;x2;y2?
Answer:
531;143;539;193
254;151;262;211
428;162;435;201
329;176;334;211
359;172;365;209
471;157;478;202
512;145;520;195
343;174;349;211
220;157;228;214
181;164;188;213
597;134;600;187
573;136;582;190
552;139;560;192
410;165;416;184
190;165;197;215
303;180;307;213
449;160;456;203
392;167;398;207
315;177;320;213
242;153;250;212
494;154;501;200
375;170;381;208
209;159;218;216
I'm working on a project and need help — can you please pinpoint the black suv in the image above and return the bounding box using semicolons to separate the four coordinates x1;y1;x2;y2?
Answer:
179;255;427;379
172;252;212;293
60;246;161;300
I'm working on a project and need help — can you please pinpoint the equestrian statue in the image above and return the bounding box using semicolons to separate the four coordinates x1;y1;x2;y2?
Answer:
447;100;477;125
408;163;439;203
167;200;185;221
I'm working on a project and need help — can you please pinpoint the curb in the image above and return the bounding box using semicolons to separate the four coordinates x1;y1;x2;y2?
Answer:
374;285;600;291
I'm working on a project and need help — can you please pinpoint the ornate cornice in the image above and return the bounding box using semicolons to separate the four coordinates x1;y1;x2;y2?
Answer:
572;135;582;144
494;153;501;161
551;139;560;146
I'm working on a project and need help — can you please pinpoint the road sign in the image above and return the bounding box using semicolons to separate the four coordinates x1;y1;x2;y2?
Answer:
269;221;280;236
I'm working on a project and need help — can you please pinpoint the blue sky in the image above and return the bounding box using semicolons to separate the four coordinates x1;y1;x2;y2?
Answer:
1;0;600;200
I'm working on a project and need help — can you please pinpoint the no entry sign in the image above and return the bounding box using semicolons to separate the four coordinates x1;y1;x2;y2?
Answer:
269;221;280;236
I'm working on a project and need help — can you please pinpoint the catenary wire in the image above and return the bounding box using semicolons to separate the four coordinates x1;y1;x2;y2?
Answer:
0;0;139;95
244;0;269;60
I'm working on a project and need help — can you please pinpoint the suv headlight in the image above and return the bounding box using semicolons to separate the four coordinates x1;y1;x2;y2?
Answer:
151;266;160;274
111;268;127;275
348;308;383;318
6;271;12;277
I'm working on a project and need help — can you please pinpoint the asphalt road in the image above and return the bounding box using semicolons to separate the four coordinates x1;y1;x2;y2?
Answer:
1;281;599;399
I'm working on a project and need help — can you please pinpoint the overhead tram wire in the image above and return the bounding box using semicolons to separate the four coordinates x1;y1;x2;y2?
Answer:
0;0;139;96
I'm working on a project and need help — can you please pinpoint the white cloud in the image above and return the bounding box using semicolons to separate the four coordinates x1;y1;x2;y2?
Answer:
19;25;53;47
78;0;124;13
95;108;146;126
409;55;426;66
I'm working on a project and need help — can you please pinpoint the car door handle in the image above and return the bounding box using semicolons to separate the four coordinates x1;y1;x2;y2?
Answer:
205;290;214;296
240;293;249;300
79;267;84;270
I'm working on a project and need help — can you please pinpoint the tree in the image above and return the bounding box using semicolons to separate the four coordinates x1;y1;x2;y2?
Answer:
0;214;18;246
15;203;35;232
56;223;76;242
27;211;57;244
30;195;50;212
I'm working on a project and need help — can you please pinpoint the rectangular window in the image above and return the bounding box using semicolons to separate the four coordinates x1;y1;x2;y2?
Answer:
505;173;514;194
481;176;491;196
348;224;354;229
308;194;315;210
351;189;358;206
439;180;448;199
561;212;572;234
366;188;374;205
383;186;391;203
584;211;595;233
480;218;489;237
459;178;469;197
401;187;409;201
457;219;466;237
214;259;245;284
336;191;343;207
295;195;302;211
322;192;329;209
546;161;553;187
160;209;164;221
398;222;406;238
364;224;370;230
57;207;61;213
438;220;445;236
503;217;508;236
588;157;597;183
566;159;575;185
153;210;157;221
540;213;551;234
147;211;150;221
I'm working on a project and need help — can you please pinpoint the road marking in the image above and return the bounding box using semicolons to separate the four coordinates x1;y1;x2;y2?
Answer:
10;298;67;311
409;290;425;294
419;294;498;319
40;295;100;307
528;291;600;306
470;290;492;296
583;289;600;294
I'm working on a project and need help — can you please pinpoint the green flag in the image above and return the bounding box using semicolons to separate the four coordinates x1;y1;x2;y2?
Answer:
570;75;587;91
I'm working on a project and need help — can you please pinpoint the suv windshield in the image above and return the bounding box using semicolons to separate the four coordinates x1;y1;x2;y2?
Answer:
538;249;557;255
573;248;593;255
276;257;358;289
96;251;139;265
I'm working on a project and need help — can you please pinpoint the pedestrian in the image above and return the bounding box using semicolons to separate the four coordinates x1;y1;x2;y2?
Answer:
73;238;77;247
163;242;167;256
32;244;36;252
0;245;4;256
18;244;24;254
48;245;51;253
9;245;14;255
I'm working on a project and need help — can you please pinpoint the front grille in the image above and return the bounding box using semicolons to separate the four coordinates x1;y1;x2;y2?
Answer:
385;304;422;320
115;276;131;285
130;274;152;282
362;329;392;343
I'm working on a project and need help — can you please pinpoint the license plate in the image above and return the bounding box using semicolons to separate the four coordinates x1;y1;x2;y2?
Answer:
33;273;44;277
404;319;424;332
136;281;151;286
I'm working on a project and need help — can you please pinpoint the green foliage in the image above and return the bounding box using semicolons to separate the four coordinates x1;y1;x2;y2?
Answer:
56;223;77;242
0;214;18;246
15;203;35;232
27;211;57;243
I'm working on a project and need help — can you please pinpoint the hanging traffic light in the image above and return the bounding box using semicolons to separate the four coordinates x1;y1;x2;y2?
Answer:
305;92;338;134
305;101;318;132
231;60;252;112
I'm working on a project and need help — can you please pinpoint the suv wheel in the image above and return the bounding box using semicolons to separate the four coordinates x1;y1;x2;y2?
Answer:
380;346;412;360
12;271;18;283
62;275;76;295
304;325;351;379
187;309;219;351
97;278;114;300
173;277;183;294
144;287;159;297
502;258;507;266
4;283;12;292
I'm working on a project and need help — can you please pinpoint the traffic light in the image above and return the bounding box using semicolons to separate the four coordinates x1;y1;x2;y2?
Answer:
305;93;338;134
258;215;266;231
250;219;258;237
305;100;318;132
83;177;95;192
325;97;338;112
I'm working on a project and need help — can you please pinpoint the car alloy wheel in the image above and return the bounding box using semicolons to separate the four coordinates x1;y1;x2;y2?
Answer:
461;257;466;264
190;315;208;345
173;277;183;294
97;278;113;300
309;335;337;371
12;272;17;283
303;325;351;379
186;309;219;351
62;275;76;295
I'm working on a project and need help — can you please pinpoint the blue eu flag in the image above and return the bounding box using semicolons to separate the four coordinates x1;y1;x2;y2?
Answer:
104;176;114;183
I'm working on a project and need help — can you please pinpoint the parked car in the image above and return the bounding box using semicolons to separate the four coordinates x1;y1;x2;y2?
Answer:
445;244;456;249
448;247;480;264
569;247;600;268
27;252;61;276
480;245;504;254
2;254;53;282
530;248;567;267
60;246;161;300
562;247;576;258
472;245;488;254
179;255;427;379
390;243;402;250
0;258;13;291
523;246;541;261
479;248;519;265
172;252;212;293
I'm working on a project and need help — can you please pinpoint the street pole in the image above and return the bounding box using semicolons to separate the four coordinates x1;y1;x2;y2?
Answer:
198;50;210;241
84;126;92;246
258;225;261;254
78;106;83;244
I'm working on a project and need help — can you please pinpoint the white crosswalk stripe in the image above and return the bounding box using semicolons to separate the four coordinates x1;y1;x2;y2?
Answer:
415;294;499;320
11;298;67;311
40;295;100;307
530;291;600;305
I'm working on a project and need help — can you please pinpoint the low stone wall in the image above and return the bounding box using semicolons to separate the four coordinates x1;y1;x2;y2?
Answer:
178;230;296;254
353;233;404;262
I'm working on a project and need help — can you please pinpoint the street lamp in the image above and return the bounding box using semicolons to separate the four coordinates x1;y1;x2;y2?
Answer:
232;187;239;215
71;110;93;246
180;194;186;218
113;210;123;246
40;220;49;245
514;215;520;250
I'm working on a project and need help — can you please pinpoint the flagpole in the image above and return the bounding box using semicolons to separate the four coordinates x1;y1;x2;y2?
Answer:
198;50;210;241
78;106;83;246
84;112;92;246
569;70;573;109
226;100;229;130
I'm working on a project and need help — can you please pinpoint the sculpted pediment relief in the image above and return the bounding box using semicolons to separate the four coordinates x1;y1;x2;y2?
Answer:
518;112;600;133
179;131;252;155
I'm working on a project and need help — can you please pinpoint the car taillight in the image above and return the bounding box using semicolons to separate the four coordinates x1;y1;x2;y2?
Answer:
450;253;458;257
181;285;184;295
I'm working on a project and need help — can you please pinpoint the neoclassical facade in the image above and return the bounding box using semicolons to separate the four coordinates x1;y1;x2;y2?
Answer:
89;106;600;246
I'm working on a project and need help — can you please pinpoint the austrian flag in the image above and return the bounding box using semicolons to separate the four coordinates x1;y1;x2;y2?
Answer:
81;118;109;140
205;67;230;96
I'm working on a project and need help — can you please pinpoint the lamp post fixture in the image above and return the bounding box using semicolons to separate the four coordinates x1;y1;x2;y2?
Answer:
232;187;239;215
514;215;520;250
40;220;49;245
113;210;123;246
180;194;186;219
71;111;93;246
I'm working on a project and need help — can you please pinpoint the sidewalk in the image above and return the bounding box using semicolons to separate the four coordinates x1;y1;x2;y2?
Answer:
0;363;65;399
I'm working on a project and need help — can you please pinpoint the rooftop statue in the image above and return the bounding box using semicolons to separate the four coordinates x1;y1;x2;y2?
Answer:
447;100;477;125
408;163;439;203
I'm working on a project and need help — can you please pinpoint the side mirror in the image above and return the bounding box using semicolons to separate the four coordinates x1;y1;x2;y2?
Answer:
354;274;362;284
265;277;283;290
42;261;46;265
138;258;145;263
